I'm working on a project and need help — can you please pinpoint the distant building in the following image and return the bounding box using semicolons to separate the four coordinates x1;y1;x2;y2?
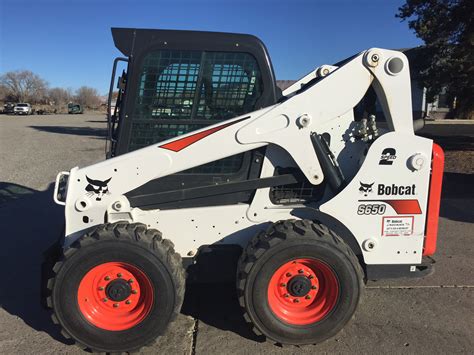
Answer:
402;47;454;120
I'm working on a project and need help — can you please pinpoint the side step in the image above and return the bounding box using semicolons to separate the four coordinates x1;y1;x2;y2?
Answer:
366;262;434;281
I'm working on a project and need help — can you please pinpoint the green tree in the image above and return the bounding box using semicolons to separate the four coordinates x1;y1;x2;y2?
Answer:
397;0;474;118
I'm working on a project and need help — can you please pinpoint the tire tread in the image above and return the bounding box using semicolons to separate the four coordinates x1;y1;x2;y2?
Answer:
236;219;364;345
45;222;185;353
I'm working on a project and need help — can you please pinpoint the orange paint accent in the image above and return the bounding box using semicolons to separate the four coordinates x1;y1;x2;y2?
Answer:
423;143;445;256
159;117;249;152
362;199;422;214
384;199;422;214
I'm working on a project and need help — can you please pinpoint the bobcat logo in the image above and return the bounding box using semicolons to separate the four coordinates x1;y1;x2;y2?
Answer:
359;182;374;197
85;176;111;201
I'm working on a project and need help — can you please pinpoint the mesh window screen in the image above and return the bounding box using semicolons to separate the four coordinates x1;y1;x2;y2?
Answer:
129;50;263;174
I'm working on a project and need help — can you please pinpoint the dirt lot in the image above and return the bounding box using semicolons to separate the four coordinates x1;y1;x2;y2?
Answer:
0;114;473;354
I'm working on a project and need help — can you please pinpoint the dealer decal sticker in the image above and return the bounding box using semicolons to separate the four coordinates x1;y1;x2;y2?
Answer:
382;216;414;236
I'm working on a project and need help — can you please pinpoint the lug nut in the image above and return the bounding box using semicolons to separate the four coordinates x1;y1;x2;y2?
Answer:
308;275;314;279
113;303;119;308
298;269;304;274
103;298;108;302
117;273;122;278
286;273;292;277
131;289;138;294
311;285;317;290
98;286;104;291
104;276;110;281
305;295;311;300
284;293;289;298
128;279;134;283
125;300;131;305
293;299;300;303
280;283;286;287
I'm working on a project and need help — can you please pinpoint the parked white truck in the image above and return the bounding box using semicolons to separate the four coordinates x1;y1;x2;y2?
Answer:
14;103;33;115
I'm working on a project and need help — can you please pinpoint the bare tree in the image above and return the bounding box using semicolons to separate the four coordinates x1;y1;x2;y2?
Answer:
48;87;72;106
0;84;10;102
0;70;48;103
75;86;101;108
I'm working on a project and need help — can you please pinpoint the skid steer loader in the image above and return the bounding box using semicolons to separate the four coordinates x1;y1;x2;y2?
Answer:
45;28;444;353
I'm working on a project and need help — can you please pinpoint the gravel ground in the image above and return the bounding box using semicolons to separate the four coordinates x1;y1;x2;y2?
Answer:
0;113;107;191
0;114;472;354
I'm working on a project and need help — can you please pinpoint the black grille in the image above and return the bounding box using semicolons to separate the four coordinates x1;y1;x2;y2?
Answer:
270;182;320;204
269;168;325;205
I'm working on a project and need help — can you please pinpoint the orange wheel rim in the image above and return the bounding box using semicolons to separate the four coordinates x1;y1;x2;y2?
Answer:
77;262;154;331
267;258;339;325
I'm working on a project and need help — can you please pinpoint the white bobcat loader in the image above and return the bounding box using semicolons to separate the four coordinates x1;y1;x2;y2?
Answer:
45;28;444;352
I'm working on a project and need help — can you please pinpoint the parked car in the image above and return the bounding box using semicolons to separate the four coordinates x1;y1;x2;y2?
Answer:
68;103;83;114
14;103;33;115
3;102;15;114
36;108;57;115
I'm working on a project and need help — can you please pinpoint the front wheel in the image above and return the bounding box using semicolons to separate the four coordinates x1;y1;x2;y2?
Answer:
237;220;364;345
46;223;185;353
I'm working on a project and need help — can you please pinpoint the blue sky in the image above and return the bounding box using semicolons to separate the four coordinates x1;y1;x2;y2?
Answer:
0;0;422;94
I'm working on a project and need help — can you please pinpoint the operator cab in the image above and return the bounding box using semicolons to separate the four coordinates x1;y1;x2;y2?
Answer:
107;28;281;209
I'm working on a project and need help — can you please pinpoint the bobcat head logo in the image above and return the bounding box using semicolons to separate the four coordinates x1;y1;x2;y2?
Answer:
359;182;374;197
85;176;111;201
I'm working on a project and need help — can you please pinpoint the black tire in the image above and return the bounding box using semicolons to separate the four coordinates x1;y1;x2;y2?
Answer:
236;219;364;345
46;222;185;353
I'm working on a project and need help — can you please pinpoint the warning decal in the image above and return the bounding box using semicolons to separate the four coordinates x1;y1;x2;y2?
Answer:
382;216;414;236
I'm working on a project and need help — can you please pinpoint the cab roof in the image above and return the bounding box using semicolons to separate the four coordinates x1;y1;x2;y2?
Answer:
111;27;270;58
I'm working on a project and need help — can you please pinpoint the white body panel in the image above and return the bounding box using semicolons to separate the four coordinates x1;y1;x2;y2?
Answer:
56;48;433;266
320;132;432;264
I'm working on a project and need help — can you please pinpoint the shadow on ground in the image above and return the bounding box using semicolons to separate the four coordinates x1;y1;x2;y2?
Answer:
181;282;264;343
0;182;36;204
440;172;474;223
0;182;72;345
29;125;106;138
180;245;264;343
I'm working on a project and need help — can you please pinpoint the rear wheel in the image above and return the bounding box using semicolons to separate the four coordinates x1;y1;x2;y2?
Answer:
237;220;363;345
46;222;185;353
